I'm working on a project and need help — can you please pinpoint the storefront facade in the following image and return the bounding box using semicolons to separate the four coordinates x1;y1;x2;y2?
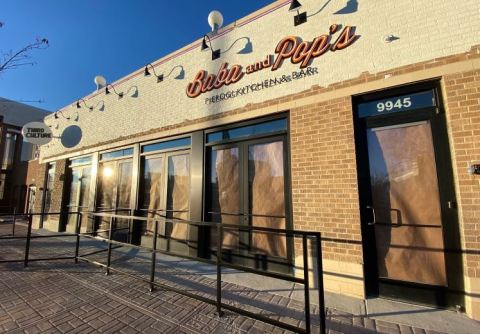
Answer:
31;0;480;320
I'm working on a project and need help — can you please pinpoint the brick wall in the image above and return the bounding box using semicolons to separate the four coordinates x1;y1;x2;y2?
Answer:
444;70;480;279
290;97;362;264
25;160;40;188
49;159;68;215
32;162;47;213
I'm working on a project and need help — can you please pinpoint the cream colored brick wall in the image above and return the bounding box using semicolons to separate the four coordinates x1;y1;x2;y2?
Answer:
41;0;480;159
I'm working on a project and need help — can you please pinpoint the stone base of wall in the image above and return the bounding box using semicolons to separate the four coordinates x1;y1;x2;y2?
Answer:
32;216;41;230
465;276;480;320
42;217;61;232
64;223;89;234
294;254;365;299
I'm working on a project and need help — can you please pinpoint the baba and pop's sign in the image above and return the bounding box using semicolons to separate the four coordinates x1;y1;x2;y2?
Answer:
186;25;359;98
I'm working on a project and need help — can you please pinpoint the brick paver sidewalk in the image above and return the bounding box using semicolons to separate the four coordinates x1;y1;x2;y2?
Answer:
0;222;464;333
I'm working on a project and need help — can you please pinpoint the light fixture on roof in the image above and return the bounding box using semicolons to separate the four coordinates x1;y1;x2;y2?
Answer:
105;84;124;99
289;0;307;26
200;10;223;61
144;63;164;82
54;110;70;120
144;64;185;82
201;35;221;60
94;75;107;91
76;98;93;111
208;10;224;33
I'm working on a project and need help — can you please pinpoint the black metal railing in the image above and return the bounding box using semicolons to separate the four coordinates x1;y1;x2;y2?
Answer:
0;210;326;334
0;206;17;237
0;211;80;265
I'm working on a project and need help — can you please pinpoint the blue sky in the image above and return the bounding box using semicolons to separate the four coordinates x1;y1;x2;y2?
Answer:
0;0;273;112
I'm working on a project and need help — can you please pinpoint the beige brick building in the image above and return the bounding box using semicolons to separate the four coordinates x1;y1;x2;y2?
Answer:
30;0;480;320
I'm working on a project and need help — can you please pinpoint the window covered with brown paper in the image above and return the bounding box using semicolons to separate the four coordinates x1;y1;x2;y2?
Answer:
142;154;190;241
166;154;190;240
249;141;286;258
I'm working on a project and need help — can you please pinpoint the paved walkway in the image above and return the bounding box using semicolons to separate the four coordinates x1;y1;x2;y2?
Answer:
1;222;479;333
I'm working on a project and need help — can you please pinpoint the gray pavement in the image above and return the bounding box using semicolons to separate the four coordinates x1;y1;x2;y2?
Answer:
1;222;479;333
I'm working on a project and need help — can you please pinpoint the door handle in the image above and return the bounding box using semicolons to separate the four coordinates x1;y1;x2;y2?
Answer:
366;206;376;226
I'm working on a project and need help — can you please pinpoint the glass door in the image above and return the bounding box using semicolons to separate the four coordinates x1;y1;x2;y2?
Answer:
208;145;244;259
355;85;464;308
367;121;447;286
248;140;287;260
66;166;91;232
96;160;132;242
138;151;191;254
206;136;291;273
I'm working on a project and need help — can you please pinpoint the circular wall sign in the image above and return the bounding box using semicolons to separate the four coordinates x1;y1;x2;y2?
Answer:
21;122;53;145
61;125;82;148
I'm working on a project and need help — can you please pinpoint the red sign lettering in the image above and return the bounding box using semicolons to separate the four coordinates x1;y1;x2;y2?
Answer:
186;63;244;98
186;25;359;98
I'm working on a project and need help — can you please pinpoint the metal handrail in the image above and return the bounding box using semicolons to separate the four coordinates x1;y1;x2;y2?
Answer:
0;210;326;334
0;207;17;237
91;211;320;237
83;211;325;334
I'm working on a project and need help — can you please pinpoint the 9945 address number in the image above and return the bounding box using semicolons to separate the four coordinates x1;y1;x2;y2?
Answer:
377;98;412;112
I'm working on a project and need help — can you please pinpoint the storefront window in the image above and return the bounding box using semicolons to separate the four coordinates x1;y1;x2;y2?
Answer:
206;118;287;143
70;156;92;166
95;148;133;242
66;157;92;231
100;148;133;160
142;137;191;153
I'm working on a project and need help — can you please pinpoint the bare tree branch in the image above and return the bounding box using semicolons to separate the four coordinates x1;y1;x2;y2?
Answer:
0;32;49;73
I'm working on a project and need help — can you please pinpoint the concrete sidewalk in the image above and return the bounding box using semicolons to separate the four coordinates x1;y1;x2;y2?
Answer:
1;223;479;333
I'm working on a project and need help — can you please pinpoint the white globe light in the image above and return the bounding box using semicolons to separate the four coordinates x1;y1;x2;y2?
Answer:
208;10;224;31
94;75;107;90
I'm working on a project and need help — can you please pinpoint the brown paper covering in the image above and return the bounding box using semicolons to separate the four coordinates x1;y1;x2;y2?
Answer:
167;155;190;240
214;148;241;248
368;122;447;286
249;141;287;258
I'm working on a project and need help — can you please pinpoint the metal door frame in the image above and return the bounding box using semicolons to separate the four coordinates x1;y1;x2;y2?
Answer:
204;118;293;272
138;149;192;250
353;80;464;309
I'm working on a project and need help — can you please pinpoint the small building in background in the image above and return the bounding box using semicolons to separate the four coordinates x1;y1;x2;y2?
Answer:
0;97;50;213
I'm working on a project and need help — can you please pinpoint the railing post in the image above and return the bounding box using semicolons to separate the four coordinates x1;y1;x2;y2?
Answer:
105;216;114;275
12;207;16;236
303;235;311;334
216;224;223;317
24;214;33;267
149;218;158;292
74;212;81;264
316;233;326;334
